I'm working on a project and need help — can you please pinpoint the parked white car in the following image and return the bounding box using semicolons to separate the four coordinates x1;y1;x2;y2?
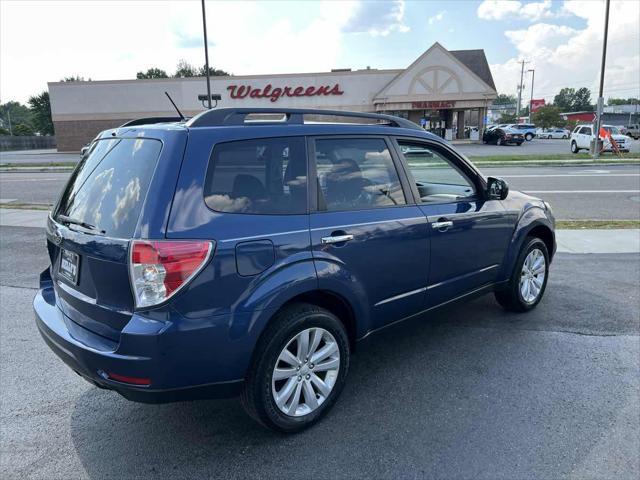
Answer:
570;124;630;153
537;128;570;139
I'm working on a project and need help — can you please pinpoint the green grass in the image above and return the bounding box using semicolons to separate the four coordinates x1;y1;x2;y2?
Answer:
0;203;52;211
556;220;640;230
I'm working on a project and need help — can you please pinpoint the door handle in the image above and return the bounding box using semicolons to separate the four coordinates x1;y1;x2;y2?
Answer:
432;220;453;230
321;234;354;244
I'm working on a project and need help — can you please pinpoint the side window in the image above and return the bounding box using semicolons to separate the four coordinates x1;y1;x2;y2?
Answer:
314;138;406;211
204;137;307;214
579;126;592;135
398;141;475;202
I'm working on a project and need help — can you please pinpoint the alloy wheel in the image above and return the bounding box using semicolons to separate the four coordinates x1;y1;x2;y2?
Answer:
271;327;340;417
519;248;546;303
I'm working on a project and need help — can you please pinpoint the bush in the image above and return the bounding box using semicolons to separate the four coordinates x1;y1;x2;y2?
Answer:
12;123;35;136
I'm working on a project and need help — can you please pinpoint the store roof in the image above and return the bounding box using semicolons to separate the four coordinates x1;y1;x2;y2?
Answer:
449;49;496;91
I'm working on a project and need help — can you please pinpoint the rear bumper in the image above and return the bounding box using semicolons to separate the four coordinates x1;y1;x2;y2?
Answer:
34;285;244;403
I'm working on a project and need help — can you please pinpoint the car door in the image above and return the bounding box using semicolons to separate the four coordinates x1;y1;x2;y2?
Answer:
308;136;430;331
393;138;515;308
578;126;592;148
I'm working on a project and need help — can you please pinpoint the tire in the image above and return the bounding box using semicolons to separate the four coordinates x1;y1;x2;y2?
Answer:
562;135;568;139
525;133;534;141
495;236;550;312
241;303;350;433
517;141;523;146
496;137;503;146
571;141;579;153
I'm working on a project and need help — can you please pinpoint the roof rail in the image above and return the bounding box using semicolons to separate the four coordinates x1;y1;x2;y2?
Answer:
119;116;186;127
186;108;422;130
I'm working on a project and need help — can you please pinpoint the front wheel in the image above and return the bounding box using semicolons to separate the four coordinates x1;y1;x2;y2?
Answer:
496;137;503;146
241;303;350;432
571;141;579;153
525;133;534;141
495;237;549;312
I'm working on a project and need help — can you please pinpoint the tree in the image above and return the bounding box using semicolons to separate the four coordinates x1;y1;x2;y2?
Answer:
61;75;90;82
573;87;593;111
198;65;230;77
607;97;639;106
498;112;517;123
553;87;593;112
493;94;517;105
0;101;33;132
136;68;169;79
532;105;566;129
174;60;197;78
0;126;11;136
13;123;35;136
27;91;54;135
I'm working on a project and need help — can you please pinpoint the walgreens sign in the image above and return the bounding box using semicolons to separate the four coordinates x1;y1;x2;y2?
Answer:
227;83;344;103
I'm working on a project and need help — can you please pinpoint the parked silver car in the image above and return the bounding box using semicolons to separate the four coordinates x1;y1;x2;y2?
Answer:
537;128;570;139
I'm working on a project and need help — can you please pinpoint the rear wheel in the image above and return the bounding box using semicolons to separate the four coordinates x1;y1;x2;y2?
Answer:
571;141;579;153
241;303;350;432
562;135;568;139
495;237;549;312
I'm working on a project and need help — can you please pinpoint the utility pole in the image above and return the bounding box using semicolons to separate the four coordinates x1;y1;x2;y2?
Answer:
201;0;212;109
528;69;535;123
594;0;610;159
516;59;529;119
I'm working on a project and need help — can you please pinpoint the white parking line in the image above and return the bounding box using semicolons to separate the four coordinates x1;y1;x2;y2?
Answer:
525;190;640;193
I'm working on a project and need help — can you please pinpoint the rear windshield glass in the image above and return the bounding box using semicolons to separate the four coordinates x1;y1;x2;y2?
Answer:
204;137;307;214
55;138;162;237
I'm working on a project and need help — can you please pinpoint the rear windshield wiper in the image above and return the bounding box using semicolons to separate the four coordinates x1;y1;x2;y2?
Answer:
57;214;106;235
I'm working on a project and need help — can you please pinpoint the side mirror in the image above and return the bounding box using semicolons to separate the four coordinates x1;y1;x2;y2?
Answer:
486;177;509;200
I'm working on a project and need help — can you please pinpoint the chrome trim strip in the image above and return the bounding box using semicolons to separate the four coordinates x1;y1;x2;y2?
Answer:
375;287;427;306
426;264;499;290
311;217;425;232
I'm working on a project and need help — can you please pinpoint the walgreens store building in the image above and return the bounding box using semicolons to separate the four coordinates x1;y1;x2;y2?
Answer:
49;43;497;151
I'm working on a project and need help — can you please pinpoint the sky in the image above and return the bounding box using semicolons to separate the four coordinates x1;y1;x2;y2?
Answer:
1;0;639;105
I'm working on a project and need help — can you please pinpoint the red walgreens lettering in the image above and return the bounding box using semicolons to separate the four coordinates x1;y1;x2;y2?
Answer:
226;84;344;102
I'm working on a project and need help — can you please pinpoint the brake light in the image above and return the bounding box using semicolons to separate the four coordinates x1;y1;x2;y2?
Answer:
130;240;213;308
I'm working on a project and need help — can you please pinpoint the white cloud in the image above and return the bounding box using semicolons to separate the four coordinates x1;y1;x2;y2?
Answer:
342;0;409;36
428;11;445;25
490;0;640;103
0;0;409;103
477;0;554;21
504;23;577;56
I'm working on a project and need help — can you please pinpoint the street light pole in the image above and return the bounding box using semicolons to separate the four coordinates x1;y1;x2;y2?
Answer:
201;0;212;109
516;59;529;119
594;0;610;159
528;69;535;123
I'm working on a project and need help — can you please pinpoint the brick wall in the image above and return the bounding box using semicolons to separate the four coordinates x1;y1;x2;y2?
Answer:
53;119;130;151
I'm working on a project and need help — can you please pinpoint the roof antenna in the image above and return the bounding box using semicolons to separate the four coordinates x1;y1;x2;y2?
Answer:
165;91;185;121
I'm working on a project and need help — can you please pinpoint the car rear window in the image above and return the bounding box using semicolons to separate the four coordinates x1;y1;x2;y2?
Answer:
54;138;162;237
204;137;307;214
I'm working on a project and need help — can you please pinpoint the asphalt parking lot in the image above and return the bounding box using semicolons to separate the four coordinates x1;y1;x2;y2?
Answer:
1;138;639;165
456;137;640;157
0;223;639;479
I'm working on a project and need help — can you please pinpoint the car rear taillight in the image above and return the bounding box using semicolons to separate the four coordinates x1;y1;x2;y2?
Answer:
129;240;214;308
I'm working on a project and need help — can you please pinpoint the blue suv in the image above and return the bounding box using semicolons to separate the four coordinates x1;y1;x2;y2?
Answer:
34;108;556;432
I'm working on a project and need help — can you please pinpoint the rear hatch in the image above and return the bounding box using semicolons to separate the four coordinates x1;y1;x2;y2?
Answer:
47;137;164;341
